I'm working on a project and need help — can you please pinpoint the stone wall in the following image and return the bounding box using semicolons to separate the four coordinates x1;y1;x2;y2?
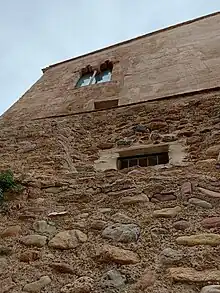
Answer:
0;89;220;292
2;12;220;121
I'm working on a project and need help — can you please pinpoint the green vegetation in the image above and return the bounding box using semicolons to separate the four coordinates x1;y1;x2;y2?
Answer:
0;170;21;203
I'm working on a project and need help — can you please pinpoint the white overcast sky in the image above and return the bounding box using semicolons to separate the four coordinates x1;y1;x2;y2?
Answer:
0;0;220;115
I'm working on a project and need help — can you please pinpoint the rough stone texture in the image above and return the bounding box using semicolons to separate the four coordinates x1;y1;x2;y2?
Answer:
100;269;126;290
201;285;220;293
176;234;220;246
202;217;220;229
1;225;21;238
0;12;220;293
102;223;140;242
60;277;94;293
173;220;190;230
188;197;212;209
97;244;139;264
120;194;149;204
20;251;40;262
153;206;181;218
23;276;51;292
160;248;183;265
169;267;220;283
132;268;156;290
48;230;87;249
20;235;47;247
50;262;75;274
33;220;56;235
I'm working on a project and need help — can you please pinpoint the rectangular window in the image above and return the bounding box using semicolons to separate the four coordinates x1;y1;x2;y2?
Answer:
76;60;113;88
94;99;119;110
118;152;169;170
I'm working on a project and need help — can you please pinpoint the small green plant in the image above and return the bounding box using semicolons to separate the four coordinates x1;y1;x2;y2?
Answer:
0;170;21;204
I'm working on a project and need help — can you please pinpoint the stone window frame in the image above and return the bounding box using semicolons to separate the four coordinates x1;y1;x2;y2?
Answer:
94;142;186;171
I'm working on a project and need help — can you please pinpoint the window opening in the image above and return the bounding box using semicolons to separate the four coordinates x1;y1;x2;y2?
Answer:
76;61;113;88
118;152;169;170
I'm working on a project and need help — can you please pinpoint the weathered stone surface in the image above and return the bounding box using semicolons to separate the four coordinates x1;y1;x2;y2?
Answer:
33;220;56;235
20;250;40;262
160;248;183;265
0;246;12;256
60;277;94;293
188;197;212;209
202;217;220;229
169;267;220;283
111;212;134;223
90;220;107;230
152;193;176;202
176;234;220;246
102;223;140;243
48;230;87;249
1;225;21;238
20;235;47;247
50;262;74;274
205;145;220;157
98;142;114;150
133;268;156;290
198;187;220;198
0;277;16;292
173;220;190;230
121;194;149;204
201;285;220;293
181;182;192;195
98;244;139;264
153;206;181;218
100;269;126;289
0;258;7;275
23;276;51;292
133;124;148;133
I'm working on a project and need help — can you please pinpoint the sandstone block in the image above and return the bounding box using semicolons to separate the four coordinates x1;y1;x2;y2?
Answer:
201;285;220;293
97;244;139;264
176;234;220;246
181;182;192;195
102;223;140;243
33;220;56;235
188;198;212;209
202;217;220;229
160;248;183;265
173;220;190;230
1;225;21;238
20;251;40;262
23;276;51;292
198;187;220;198
20;235;47;247
121;194;149;204
100;269;126;289
48;230;87;249
169;267;220;283
50;262;74;274
153;206;181;218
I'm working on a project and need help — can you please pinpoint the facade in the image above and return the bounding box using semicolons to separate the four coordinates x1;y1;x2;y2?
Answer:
0;12;220;292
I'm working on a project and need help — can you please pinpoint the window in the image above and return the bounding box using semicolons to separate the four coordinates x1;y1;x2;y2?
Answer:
76;60;113;88
94;99;118;110
118;152;169;170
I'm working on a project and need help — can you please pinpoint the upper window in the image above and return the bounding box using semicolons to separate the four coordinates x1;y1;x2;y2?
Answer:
76;60;113;88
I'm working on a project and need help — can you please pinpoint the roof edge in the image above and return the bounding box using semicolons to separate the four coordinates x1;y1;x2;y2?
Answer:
42;11;220;73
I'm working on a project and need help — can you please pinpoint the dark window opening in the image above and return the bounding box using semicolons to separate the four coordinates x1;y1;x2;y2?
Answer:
94;99;119;110
118;152;169;170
